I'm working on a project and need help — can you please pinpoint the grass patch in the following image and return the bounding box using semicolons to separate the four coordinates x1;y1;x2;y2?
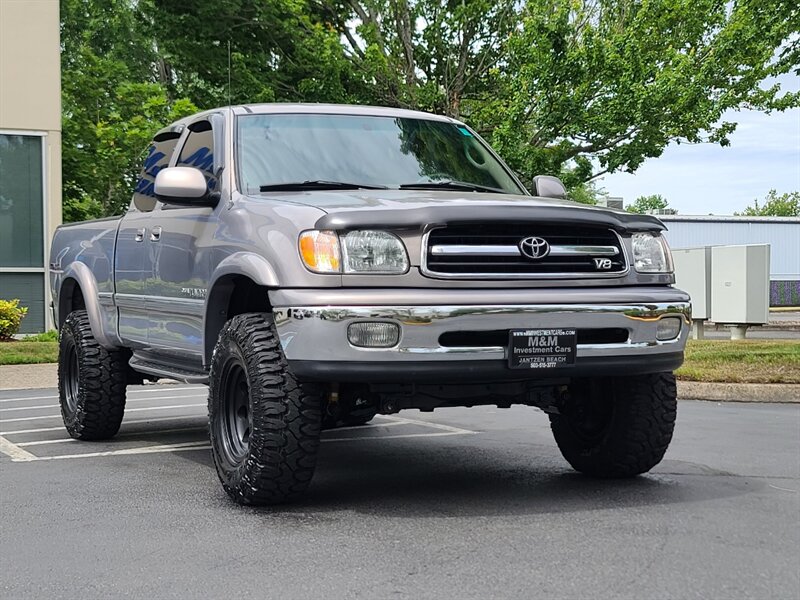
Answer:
21;330;58;342
0;341;59;365
677;340;800;384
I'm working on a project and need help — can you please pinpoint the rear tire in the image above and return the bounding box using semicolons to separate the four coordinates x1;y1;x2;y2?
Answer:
549;372;677;478
208;313;324;505
58;310;128;440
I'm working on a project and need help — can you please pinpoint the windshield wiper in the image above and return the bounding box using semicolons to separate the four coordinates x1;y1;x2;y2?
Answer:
259;180;388;192
398;180;506;194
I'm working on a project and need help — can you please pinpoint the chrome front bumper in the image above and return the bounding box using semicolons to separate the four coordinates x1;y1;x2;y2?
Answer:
271;291;691;378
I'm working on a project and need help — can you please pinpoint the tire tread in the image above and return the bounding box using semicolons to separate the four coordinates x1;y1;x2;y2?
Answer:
58;310;127;440
208;313;323;505
550;372;677;478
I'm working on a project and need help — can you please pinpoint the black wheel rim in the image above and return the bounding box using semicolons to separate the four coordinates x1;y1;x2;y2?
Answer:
218;358;251;465
63;337;79;414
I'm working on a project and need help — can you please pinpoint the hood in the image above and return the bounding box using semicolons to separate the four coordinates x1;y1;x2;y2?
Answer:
247;189;665;233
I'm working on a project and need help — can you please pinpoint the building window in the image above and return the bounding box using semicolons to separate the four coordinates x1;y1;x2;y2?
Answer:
0;134;44;267
0;133;45;333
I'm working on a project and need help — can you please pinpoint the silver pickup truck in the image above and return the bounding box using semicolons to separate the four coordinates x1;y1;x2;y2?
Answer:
50;104;690;505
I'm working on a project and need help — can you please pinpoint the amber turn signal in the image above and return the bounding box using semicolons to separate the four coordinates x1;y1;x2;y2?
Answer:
299;230;341;273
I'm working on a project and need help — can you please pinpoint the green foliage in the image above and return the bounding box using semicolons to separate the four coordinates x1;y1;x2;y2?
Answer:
142;0;362;107
0;299;28;341
567;181;605;205
61;0;197;221
479;0;800;187
737;190;800;216
626;194;670;214
21;330;59;342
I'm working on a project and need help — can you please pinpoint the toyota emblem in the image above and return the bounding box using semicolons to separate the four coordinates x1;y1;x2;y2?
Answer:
519;236;550;260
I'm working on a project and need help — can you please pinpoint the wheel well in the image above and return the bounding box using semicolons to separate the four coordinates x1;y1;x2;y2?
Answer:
58;278;86;327
205;276;272;365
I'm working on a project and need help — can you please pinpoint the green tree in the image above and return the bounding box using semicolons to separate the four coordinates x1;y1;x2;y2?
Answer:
567;180;606;206
61;0;196;220
331;0;799;190
737;190;800;216
142;0;363;107
626;194;670;214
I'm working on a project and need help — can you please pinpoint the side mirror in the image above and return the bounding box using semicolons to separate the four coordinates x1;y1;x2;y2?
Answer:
533;175;567;199
154;167;218;207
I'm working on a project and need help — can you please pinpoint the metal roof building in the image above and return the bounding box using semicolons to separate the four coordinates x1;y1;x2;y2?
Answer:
658;215;800;281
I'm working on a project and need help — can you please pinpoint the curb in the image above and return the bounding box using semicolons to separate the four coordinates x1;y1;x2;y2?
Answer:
0;363;59;391
1;363;798;403
677;381;800;403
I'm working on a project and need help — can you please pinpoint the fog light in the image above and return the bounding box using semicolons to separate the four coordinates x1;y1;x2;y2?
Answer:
656;317;682;341
347;322;400;348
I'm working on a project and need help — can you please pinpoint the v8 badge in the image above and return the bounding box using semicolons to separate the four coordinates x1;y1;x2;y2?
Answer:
594;258;613;270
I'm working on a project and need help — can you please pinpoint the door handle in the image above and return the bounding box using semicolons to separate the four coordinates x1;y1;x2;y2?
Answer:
150;226;162;242
135;228;146;242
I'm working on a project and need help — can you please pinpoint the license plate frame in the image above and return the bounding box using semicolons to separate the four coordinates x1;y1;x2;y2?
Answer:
507;328;577;370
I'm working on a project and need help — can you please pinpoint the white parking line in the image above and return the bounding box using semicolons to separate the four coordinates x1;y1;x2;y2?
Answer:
327;419;406;433
4;415;478;462
324;431;476;442
16;426;209;447
383;415;476;435
0;436;38;461
0;393;206;413
0;385;204;403
12;421;405;447
10;441;211;462
0;403;206;424
1;414;208;436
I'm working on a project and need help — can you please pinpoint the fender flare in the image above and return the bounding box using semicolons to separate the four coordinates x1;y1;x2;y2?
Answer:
207;252;280;290
202;252;280;364
59;262;119;349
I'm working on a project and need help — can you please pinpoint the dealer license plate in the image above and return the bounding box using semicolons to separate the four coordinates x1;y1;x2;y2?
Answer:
508;328;577;369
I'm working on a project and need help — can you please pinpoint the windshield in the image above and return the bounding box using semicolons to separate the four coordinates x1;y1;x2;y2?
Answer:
236;113;525;195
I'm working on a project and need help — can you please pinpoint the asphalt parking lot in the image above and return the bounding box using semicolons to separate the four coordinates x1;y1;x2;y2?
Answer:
1;385;798;599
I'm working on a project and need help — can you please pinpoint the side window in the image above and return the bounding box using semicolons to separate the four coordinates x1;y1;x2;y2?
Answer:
131;133;180;212
176;120;218;192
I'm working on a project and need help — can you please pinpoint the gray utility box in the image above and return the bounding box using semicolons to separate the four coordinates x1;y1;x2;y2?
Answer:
673;246;712;320
710;244;770;325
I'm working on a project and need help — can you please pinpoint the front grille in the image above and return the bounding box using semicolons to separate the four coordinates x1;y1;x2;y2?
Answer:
423;223;627;278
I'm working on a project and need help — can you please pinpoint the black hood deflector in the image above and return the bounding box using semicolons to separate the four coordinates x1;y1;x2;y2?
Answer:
315;204;665;233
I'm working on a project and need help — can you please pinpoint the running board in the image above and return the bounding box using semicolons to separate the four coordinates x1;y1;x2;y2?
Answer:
129;355;209;385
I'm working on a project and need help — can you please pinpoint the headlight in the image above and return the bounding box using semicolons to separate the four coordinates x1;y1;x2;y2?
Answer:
298;230;409;274
299;230;341;273
342;230;409;273
631;232;673;273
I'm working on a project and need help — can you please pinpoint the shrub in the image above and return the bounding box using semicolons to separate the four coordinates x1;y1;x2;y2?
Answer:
0;299;28;341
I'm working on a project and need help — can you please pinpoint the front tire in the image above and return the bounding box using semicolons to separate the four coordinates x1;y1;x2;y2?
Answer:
58;310;128;440
550;372;677;478
208;313;324;505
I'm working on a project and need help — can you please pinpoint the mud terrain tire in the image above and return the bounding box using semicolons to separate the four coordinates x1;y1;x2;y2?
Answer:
550;372;677;478
58;310;128;440
208;313;323;505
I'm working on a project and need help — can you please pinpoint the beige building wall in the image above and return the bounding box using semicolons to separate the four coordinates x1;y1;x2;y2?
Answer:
0;0;62;330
